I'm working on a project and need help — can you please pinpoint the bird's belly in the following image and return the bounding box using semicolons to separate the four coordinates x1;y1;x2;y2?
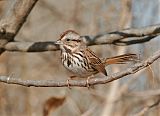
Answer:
63;60;93;77
62;54;97;78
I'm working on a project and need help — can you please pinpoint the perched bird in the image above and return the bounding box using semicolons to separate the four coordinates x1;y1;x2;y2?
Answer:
55;30;138;87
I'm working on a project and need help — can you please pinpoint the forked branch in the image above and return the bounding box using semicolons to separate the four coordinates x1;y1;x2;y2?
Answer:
0;0;38;54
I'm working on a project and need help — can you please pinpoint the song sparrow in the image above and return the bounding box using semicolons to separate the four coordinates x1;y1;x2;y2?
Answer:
55;30;138;87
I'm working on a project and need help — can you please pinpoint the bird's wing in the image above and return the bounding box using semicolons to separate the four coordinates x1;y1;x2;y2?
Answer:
84;48;107;76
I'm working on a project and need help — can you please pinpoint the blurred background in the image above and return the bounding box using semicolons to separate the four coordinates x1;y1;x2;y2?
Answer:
0;0;160;116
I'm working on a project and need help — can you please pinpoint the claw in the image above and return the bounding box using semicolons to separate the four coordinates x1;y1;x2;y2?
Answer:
67;76;76;89
86;77;90;89
86;75;95;89
67;79;71;89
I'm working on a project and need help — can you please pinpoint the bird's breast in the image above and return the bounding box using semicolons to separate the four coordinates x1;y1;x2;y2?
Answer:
61;52;96;77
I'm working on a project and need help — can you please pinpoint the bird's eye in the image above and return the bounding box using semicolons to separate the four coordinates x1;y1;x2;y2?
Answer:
66;38;70;41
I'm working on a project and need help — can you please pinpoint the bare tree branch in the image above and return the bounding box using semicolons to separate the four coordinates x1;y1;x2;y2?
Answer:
131;90;160;97
89;24;160;46
5;41;58;52
3;24;160;52
0;0;38;54
0;49;159;87
133;98;160;116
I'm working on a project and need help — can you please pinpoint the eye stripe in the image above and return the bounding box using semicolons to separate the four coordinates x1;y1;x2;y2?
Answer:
72;39;81;42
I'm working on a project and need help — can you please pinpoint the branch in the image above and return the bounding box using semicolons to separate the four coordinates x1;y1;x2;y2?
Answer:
3;24;160;52
89;24;160;46
130;89;160;97
0;49;159;87
0;0;38;54
133;98;160;116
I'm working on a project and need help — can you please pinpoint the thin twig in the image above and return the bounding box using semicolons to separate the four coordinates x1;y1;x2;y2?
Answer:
3;24;160;52
0;49;159;87
133;98;160;116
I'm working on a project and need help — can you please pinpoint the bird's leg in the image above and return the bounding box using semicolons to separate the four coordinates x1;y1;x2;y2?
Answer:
67;75;77;89
86;75;94;89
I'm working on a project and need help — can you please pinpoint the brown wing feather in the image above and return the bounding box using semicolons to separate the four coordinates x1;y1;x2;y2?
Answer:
84;48;107;76
104;53;138;65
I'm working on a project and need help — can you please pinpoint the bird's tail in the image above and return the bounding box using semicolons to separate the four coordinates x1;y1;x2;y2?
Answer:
104;53;139;65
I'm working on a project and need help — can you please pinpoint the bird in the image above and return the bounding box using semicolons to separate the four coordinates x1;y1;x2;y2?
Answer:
55;30;138;87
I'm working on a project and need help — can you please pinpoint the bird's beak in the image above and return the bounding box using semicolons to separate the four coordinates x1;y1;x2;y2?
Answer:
55;40;63;45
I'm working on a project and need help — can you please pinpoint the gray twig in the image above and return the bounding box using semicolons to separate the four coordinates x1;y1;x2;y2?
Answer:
0;49;159;87
3;24;160;52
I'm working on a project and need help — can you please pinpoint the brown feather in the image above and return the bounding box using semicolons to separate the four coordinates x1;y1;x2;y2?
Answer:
60;30;79;39
104;53;138;65
84;48;107;76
